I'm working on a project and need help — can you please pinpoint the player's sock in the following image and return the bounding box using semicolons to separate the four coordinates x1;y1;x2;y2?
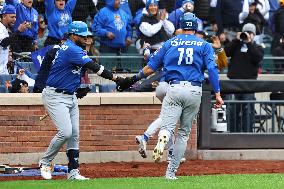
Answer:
143;134;149;142
66;149;79;173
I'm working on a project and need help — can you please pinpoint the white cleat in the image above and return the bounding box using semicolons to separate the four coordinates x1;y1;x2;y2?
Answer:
153;135;168;162
135;135;147;158
165;172;178;180
180;157;186;163
40;165;52;180
67;169;89;180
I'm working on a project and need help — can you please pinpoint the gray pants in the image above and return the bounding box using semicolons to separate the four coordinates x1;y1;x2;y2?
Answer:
40;87;79;166
159;82;202;175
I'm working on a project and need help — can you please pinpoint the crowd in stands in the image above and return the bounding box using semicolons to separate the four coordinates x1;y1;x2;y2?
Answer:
0;0;284;93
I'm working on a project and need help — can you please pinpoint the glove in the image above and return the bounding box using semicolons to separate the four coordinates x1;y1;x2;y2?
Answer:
76;87;91;99
116;76;136;92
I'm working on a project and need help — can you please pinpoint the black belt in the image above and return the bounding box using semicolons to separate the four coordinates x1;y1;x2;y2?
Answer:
54;88;74;95
168;80;202;87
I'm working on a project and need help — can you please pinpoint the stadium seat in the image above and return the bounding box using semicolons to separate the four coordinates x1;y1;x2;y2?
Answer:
99;84;117;92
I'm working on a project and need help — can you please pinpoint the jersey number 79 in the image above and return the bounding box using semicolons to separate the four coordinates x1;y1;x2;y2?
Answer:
177;48;193;65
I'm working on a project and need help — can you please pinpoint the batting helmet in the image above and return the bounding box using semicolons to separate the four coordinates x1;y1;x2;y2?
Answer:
68;21;92;37
180;12;198;31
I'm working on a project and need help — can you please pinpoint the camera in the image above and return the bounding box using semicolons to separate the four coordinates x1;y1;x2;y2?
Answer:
240;32;248;41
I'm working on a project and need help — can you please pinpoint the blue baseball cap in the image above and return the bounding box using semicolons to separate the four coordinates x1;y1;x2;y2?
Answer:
1;4;16;15
68;21;92;37
180;12;198;31
146;0;158;10
182;0;194;5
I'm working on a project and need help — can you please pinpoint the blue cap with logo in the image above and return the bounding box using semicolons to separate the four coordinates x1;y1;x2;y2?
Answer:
1;4;16;15
68;21;92;37
180;12;198;31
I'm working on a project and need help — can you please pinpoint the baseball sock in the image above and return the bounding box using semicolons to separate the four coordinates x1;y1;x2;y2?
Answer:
66;149;79;173
143;134;149;142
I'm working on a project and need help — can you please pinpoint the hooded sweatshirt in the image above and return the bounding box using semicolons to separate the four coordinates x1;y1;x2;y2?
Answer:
92;0;132;48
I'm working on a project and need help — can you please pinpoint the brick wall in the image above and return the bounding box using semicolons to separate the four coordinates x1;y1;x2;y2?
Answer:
0;104;197;157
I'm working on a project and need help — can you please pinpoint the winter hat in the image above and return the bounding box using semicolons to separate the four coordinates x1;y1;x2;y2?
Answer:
146;0;158;10
182;0;194;6
242;23;256;35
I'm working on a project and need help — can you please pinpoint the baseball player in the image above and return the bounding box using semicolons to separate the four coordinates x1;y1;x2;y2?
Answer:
117;12;223;179
135;33;228;161
39;21;124;180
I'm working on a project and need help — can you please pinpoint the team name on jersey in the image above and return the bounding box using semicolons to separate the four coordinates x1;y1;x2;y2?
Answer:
61;44;69;51
171;39;203;47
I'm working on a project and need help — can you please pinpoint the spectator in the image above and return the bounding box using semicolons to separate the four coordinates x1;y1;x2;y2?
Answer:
72;0;97;22
271;0;284;53
44;0;77;46
0;4;28;74
11;0;39;52
271;34;284;73
137;0;174;55
168;0;203;33
215;0;243;41
225;23;264;132
239;0;266;45
92;0;132;54
96;0;132;17
36;14;48;49
10;78;29;93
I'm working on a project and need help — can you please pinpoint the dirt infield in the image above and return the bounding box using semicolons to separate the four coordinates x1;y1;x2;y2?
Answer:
1;160;284;181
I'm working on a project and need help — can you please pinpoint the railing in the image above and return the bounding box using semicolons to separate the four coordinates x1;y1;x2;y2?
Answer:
212;100;284;134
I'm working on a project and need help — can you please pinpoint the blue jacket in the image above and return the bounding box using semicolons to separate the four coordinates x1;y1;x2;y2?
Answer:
120;0;132;17
12;2;38;40
92;0;132;48
45;0;76;40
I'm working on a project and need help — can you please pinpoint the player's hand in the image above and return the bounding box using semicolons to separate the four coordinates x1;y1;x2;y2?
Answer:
106;32;115;40
116;77;136;92
76;87;91;99
211;36;221;49
214;93;224;108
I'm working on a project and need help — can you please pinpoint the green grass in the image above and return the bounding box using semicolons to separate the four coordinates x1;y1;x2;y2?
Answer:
1;174;284;189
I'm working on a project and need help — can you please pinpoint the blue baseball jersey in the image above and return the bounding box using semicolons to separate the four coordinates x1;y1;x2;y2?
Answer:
147;34;219;91
46;39;92;93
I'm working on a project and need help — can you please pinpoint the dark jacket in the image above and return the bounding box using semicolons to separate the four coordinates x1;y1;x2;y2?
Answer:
225;39;264;79
215;0;243;34
243;9;266;35
273;7;284;34
72;0;97;21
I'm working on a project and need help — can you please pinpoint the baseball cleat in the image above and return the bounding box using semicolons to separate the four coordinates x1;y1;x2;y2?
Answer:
165;171;178;180
40;165;52;180
153;135;168;162
135;135;147;158
67;169;89;180
180;157;186;163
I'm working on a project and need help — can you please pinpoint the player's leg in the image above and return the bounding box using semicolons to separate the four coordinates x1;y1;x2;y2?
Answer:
66;97;89;180
153;84;183;163
166;85;202;179
39;89;74;179
136;82;169;158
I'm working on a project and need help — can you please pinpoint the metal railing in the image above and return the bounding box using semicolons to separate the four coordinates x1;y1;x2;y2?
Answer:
211;100;284;134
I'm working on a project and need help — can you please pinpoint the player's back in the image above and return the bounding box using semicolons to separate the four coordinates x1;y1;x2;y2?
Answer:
162;34;212;83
